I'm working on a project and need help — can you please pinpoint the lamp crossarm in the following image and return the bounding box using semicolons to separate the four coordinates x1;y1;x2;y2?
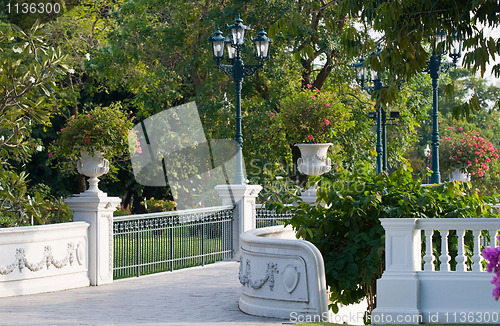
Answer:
217;63;234;77
242;64;264;77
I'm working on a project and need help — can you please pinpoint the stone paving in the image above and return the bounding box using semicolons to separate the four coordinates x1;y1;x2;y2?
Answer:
0;261;293;326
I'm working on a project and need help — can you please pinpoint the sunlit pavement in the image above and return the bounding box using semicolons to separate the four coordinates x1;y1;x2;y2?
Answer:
0;261;291;326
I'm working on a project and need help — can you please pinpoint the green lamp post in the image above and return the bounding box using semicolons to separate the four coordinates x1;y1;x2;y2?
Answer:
209;18;271;184
426;30;462;184
354;56;384;175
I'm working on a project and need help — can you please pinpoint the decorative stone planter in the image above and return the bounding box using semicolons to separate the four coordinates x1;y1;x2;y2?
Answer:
295;143;332;204
295;143;332;176
449;168;470;182
77;151;109;195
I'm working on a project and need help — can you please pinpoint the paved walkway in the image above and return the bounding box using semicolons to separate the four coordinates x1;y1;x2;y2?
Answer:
0;262;293;326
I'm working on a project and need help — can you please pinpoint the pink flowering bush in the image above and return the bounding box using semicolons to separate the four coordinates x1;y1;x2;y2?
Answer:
440;127;499;177
482;236;500;301
274;85;354;144
50;103;134;165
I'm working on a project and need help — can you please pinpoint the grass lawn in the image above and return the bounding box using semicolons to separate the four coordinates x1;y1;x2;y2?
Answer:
113;228;231;279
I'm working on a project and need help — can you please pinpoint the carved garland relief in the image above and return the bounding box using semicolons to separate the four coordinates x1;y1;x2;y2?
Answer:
0;242;82;275
239;257;302;294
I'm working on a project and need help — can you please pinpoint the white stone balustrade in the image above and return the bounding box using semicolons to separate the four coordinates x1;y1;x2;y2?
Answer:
373;218;500;324
0;222;90;297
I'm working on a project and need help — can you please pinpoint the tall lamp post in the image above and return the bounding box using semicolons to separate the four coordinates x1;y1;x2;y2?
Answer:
354;56;399;174
209;18;271;184
426;30;462;184
354;58;383;174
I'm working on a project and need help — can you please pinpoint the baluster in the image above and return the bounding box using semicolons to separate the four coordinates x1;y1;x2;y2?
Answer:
456;229;466;272
471;229;482;272
490;229;498;248
439;229;451;271
423;229;435;271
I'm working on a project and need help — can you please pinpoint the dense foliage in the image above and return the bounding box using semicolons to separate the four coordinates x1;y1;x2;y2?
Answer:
271;162;500;314
275;86;354;144
50;103;135;168
1;0;500;223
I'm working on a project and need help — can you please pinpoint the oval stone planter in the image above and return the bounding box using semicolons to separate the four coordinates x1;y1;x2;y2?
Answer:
77;151;109;195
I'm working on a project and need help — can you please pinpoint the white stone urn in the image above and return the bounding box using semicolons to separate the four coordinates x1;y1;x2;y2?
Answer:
77;151;110;195
296;143;332;176
449;168;470;182
295;143;332;204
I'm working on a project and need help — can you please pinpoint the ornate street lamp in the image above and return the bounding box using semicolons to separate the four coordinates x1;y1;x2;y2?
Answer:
426;30;462;184
209;18;272;184
354;58;384;174
354;52;399;174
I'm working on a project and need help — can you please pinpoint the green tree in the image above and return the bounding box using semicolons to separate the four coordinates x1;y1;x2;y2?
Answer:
0;21;69;226
338;0;500;114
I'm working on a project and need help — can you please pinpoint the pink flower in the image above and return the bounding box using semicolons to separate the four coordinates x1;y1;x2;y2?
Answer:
316;89;320;92
449;126;456;130
468;160;472;165
87;114;91;117
307;84;312;88
325;119;330;125
308;135;313;141
137;146;143;154
312;96;315;99
48;152;53;157
136;141;141;146
270;113;275;117
459;127;463;131
326;103;330;107
279;102;283;105
132;116;136;119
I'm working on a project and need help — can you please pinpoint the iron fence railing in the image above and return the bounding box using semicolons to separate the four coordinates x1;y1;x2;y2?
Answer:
113;205;233;279
255;204;294;228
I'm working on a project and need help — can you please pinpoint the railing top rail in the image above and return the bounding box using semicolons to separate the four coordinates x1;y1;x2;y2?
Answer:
113;205;234;222
415;217;500;230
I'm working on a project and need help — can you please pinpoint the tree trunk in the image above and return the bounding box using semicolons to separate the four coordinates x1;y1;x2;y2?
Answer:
78;174;86;193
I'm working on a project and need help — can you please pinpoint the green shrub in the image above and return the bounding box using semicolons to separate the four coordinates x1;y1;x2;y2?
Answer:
271;161;500;315
38;198;73;224
142;197;177;213
114;205;132;217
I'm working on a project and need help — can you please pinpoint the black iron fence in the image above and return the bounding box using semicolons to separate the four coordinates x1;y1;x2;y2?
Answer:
113;206;233;279
255;204;294;228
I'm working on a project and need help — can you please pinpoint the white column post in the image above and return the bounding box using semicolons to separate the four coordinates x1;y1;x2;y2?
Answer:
372;218;422;324
65;192;120;286
215;184;262;259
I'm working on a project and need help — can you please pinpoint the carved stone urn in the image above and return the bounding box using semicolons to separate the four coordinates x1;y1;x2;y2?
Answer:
77;151;109;195
295;143;332;204
296;143;332;176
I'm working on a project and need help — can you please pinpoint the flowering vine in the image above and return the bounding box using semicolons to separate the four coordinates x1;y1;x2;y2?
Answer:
483;236;500;301
440;127;498;177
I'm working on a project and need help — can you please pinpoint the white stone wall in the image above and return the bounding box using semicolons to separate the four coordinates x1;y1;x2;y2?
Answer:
0;222;90;297
238;225;329;320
